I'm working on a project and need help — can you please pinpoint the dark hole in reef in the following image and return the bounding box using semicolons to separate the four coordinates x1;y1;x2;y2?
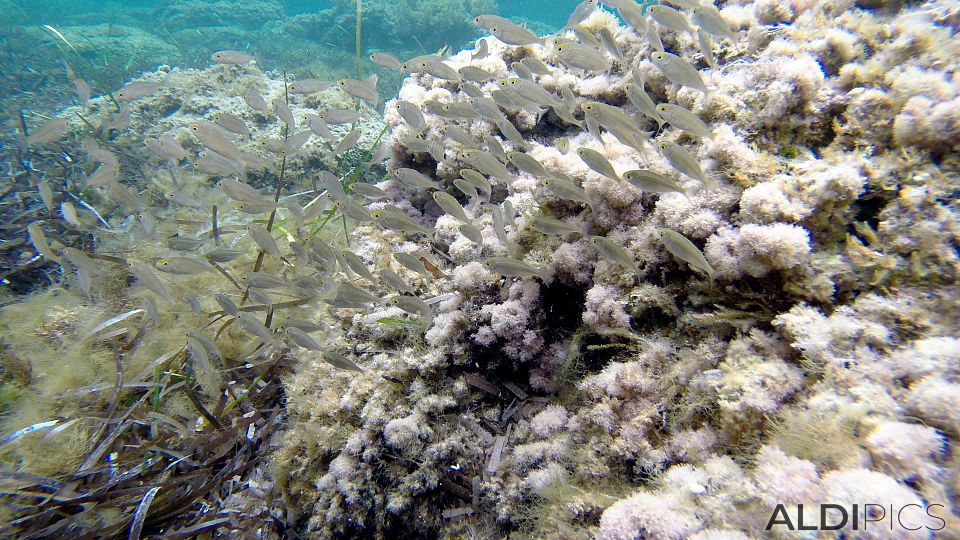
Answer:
540;280;585;333
851;185;895;231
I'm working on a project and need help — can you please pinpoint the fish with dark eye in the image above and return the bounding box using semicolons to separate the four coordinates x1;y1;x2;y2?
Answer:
127;262;175;304
337;75;379;104
577;148;622;182
692;4;738;44
379;267;416;294
658;140;711;189
656;104;714;139
116;80;163;102
393;168;441;190
623;169;692;199
650;51;708;94
211;50;256;64
155;256;213;275
389;295;433;324
432;192;473;224
213;112;250;139
288;79;335;95
539;176;591;206
483;257;542;279
531;217;582;237
248;224;281;260
369;51;402;69
371;207;433;236
647;5;695;35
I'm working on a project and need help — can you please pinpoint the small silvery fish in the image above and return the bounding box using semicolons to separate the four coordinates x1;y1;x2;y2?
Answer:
371;207;433;236
337;76;379;104
155;256;213;275
289;79;334;94
286;326;325;350
333;128;361;155
656;104;714;139
393;168;441;190
237;313;277;345
460;169;492;196
128;262;175;304
562;0;598;32
61;201;83;228
531;217;581;236
651;51;708;94
658;140;711;188
539;176;591;206
369;51;402;70
577;148;621;182
592;236;641;276
116;80;163;102
460;66;496;84
454;178;479;200
432;192;472;224
647;5;695;35
692;4;738;44
340;250;376;281
213;112;250;139
211;50;256;64
334;198;373;222
472;38;489;60
459;223;484;244
484;257;542;279
507;151;551;178
390;295;433;323
218;178;265;203
394;252;432;279
379;268;416;294
623;170;691;198
244;86;269;112
658;228;715;282
322;351;364;372
26;118;68;146
489;20;543;46
272;98;296;127
249;224;281;259
319;109;361;124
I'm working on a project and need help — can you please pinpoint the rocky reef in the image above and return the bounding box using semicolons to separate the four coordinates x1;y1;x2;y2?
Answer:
0;0;958;538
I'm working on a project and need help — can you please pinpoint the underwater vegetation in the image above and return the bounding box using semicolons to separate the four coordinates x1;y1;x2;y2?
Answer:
0;0;959;538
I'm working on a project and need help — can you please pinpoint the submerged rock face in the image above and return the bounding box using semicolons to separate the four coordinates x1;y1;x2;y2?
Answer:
1;0;958;538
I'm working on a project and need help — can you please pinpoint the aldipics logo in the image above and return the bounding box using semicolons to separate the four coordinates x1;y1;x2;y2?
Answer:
765;503;947;532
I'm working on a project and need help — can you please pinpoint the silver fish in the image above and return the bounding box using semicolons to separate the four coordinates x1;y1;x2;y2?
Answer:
211;50;255;64
432;192;472;224
484;257;541;279
658;140;711;188
647;5;695;35
244;86;269;112
369;51;402;69
128;262;175;304
577;147;621;181
623;169;690;198
337;76;379;104
656;103;714;139
692;4;738;43
650;51;708;94
249;224;281;259
591;236;640;275
658;228;715;282
116;80;163;102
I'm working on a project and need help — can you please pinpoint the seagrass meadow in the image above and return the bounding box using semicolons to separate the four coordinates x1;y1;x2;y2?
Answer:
0;0;958;538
